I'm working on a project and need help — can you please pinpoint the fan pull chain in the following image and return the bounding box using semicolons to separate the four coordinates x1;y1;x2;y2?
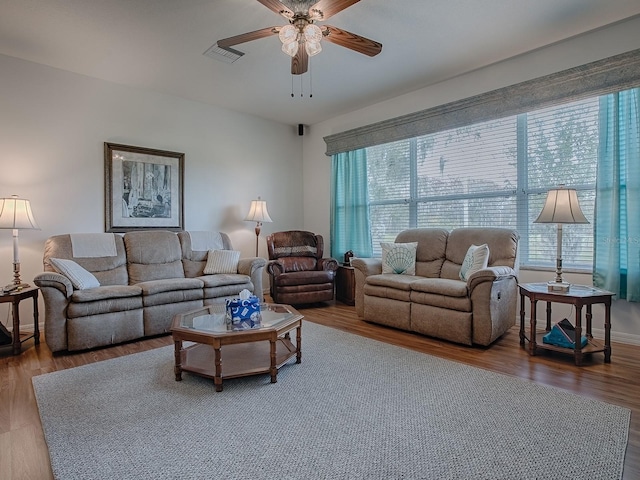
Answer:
289;69;313;98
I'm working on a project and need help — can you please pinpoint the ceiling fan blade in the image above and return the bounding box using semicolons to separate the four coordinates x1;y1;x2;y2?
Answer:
217;27;280;48
308;0;361;21
256;0;294;19
322;25;382;57
291;47;309;75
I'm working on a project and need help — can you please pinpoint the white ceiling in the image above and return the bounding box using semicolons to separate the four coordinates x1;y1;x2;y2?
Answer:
1;0;639;126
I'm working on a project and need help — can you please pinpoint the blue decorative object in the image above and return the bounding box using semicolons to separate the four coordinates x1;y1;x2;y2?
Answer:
542;318;588;349
225;290;261;330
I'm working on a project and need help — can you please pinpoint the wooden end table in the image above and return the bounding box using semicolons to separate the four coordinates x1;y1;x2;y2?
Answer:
336;265;355;305
0;286;40;355
519;283;614;366
171;303;302;392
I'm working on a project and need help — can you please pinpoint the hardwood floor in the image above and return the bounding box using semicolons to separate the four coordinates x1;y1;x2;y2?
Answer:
1;300;638;479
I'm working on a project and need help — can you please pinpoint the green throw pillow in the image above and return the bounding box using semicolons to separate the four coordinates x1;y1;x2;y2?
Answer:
381;242;418;275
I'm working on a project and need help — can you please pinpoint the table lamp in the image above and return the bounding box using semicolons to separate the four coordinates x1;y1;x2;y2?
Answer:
0;195;40;291
244;197;272;257
534;185;589;292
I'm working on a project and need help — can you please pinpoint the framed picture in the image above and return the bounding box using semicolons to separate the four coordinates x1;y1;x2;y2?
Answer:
104;142;184;232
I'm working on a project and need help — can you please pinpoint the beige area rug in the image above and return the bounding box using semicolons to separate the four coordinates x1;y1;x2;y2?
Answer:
33;321;630;479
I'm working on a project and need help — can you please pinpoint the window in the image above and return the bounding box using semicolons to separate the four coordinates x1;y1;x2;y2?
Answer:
366;97;600;269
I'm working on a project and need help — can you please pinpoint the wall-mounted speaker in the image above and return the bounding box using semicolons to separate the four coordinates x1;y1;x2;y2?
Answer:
298;124;304;136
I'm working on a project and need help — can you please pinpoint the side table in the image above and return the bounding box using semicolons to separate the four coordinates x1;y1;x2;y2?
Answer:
0;286;40;355
518;283;614;366
336;265;355;305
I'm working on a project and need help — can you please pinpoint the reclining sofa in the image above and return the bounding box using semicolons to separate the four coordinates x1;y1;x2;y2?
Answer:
33;230;266;352
351;227;520;346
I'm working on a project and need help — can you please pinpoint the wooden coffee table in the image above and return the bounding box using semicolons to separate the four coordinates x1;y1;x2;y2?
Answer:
170;303;302;391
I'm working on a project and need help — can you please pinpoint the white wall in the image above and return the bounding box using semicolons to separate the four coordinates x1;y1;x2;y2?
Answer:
303;16;640;344
0;54;303;331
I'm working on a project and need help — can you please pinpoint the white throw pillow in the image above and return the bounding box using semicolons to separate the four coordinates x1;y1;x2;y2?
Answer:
50;258;100;290
381;242;418;275
203;249;241;274
459;244;490;281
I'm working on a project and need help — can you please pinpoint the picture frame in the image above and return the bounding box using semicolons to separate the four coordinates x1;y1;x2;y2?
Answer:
104;142;184;232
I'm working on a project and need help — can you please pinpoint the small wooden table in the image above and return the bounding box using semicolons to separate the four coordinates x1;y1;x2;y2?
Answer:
336;265;355;305
171;303;302;392
0;286;39;355
519;283;614;365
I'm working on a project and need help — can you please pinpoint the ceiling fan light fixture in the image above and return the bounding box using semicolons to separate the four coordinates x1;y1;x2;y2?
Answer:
305;40;322;57
303;23;323;43
278;24;298;45
282;40;299;57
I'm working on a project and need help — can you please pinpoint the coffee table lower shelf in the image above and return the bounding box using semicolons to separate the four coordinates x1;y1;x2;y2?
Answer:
180;338;298;385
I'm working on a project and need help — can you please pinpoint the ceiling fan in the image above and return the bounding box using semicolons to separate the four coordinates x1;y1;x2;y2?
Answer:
216;0;383;75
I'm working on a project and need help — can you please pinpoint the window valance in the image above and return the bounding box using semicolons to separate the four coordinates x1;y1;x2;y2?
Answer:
324;48;640;156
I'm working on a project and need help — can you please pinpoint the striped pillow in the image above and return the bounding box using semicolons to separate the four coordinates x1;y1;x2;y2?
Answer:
50;258;100;290
203;250;240;274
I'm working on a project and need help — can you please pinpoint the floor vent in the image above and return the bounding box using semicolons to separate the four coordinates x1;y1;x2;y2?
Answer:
203;44;244;64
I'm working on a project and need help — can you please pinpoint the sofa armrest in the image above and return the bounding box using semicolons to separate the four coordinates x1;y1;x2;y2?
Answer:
33;272;74;298
350;257;383;317
466;266;518;292
468;266;519;346
33;272;75;352
351;257;382;277
266;259;285;277
318;257;339;272
237;257;267;298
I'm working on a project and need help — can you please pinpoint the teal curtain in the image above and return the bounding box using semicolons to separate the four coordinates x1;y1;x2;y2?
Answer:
330;149;373;259
593;88;640;301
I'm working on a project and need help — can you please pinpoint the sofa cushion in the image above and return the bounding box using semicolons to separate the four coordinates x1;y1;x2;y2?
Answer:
381;242;417;275
124;231;185;283
71;285;143;303
395;229;448;278
178;231;234;277
441;227;519;280
459;244;490;281
67;297;144;319
43;234;129;286
136;278;204;307
364;274;418;303
198;274;252;288
366;273;418;291
50;258;100;289
136;278;204;296
410;277;468;297
204;249;240;274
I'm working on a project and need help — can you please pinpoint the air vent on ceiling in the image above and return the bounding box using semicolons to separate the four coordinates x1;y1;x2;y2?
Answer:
203;44;244;64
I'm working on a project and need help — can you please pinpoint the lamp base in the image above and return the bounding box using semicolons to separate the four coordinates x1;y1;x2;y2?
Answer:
547;281;571;293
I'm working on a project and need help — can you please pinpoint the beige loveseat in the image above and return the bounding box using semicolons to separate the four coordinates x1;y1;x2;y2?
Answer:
351;228;520;346
33;230;266;352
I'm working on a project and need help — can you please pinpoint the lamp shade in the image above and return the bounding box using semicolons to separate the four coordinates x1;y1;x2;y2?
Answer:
244;198;273;224
0;195;39;230
534;186;589;224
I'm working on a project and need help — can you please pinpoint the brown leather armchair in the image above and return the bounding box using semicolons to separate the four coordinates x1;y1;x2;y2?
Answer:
266;230;339;305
